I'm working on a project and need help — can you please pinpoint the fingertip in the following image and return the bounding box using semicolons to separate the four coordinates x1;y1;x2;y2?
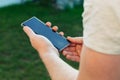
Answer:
67;36;74;42
23;26;29;33
23;26;35;38
67;36;72;39
66;55;71;60
46;22;52;27
62;51;67;56
59;31;64;36
52;26;58;31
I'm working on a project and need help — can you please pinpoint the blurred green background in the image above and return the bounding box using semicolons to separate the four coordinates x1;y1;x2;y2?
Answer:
0;1;83;80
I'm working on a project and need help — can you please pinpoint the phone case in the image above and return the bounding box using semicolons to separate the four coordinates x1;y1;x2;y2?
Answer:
21;17;70;51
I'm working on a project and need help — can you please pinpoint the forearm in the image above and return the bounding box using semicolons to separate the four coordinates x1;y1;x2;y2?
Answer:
39;51;79;80
23;26;79;80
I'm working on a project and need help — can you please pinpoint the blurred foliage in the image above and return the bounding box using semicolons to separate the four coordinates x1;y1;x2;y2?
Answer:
33;0;55;6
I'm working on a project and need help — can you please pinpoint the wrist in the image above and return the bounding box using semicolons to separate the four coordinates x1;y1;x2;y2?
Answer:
37;47;59;58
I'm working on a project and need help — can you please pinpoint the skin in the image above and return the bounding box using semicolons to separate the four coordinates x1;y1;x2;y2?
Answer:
23;22;120;80
23;26;78;80
46;22;82;62
78;45;120;80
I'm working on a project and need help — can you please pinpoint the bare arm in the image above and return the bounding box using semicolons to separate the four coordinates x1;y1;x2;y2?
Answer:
23;27;78;80
23;26;120;80
40;51;78;80
77;45;120;80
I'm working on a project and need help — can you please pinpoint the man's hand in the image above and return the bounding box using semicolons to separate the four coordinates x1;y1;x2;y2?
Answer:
62;37;83;62
46;22;83;62
23;26;58;55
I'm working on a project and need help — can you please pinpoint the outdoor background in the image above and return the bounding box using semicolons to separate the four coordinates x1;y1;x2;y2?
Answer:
0;0;83;80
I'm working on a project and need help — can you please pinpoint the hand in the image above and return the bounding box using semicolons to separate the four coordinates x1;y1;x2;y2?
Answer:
46;22;83;62
62;37;83;62
23;26;59;56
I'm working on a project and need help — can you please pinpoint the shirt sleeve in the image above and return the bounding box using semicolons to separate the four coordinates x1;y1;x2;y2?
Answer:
83;0;120;55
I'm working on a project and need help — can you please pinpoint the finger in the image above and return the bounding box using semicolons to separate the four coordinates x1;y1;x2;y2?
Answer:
62;51;73;56
76;45;82;56
59;31;64;36
67;36;83;44
62;51;79;56
23;26;35;38
46;22;52;27
68;43;76;47
67;36;83;43
66;55;80;62
52;26;58;32
63;47;76;51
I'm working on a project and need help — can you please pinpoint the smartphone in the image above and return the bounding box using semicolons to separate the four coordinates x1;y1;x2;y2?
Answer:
21;17;70;51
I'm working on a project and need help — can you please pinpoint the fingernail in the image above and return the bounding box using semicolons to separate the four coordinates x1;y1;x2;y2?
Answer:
67;36;71;39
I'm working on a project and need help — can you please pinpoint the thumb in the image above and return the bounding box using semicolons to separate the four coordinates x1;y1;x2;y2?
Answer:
23;26;35;38
67;36;83;44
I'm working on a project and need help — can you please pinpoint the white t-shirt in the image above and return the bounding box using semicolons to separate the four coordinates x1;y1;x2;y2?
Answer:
83;0;120;55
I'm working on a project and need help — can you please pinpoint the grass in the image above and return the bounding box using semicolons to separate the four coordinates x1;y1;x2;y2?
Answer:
0;2;83;80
